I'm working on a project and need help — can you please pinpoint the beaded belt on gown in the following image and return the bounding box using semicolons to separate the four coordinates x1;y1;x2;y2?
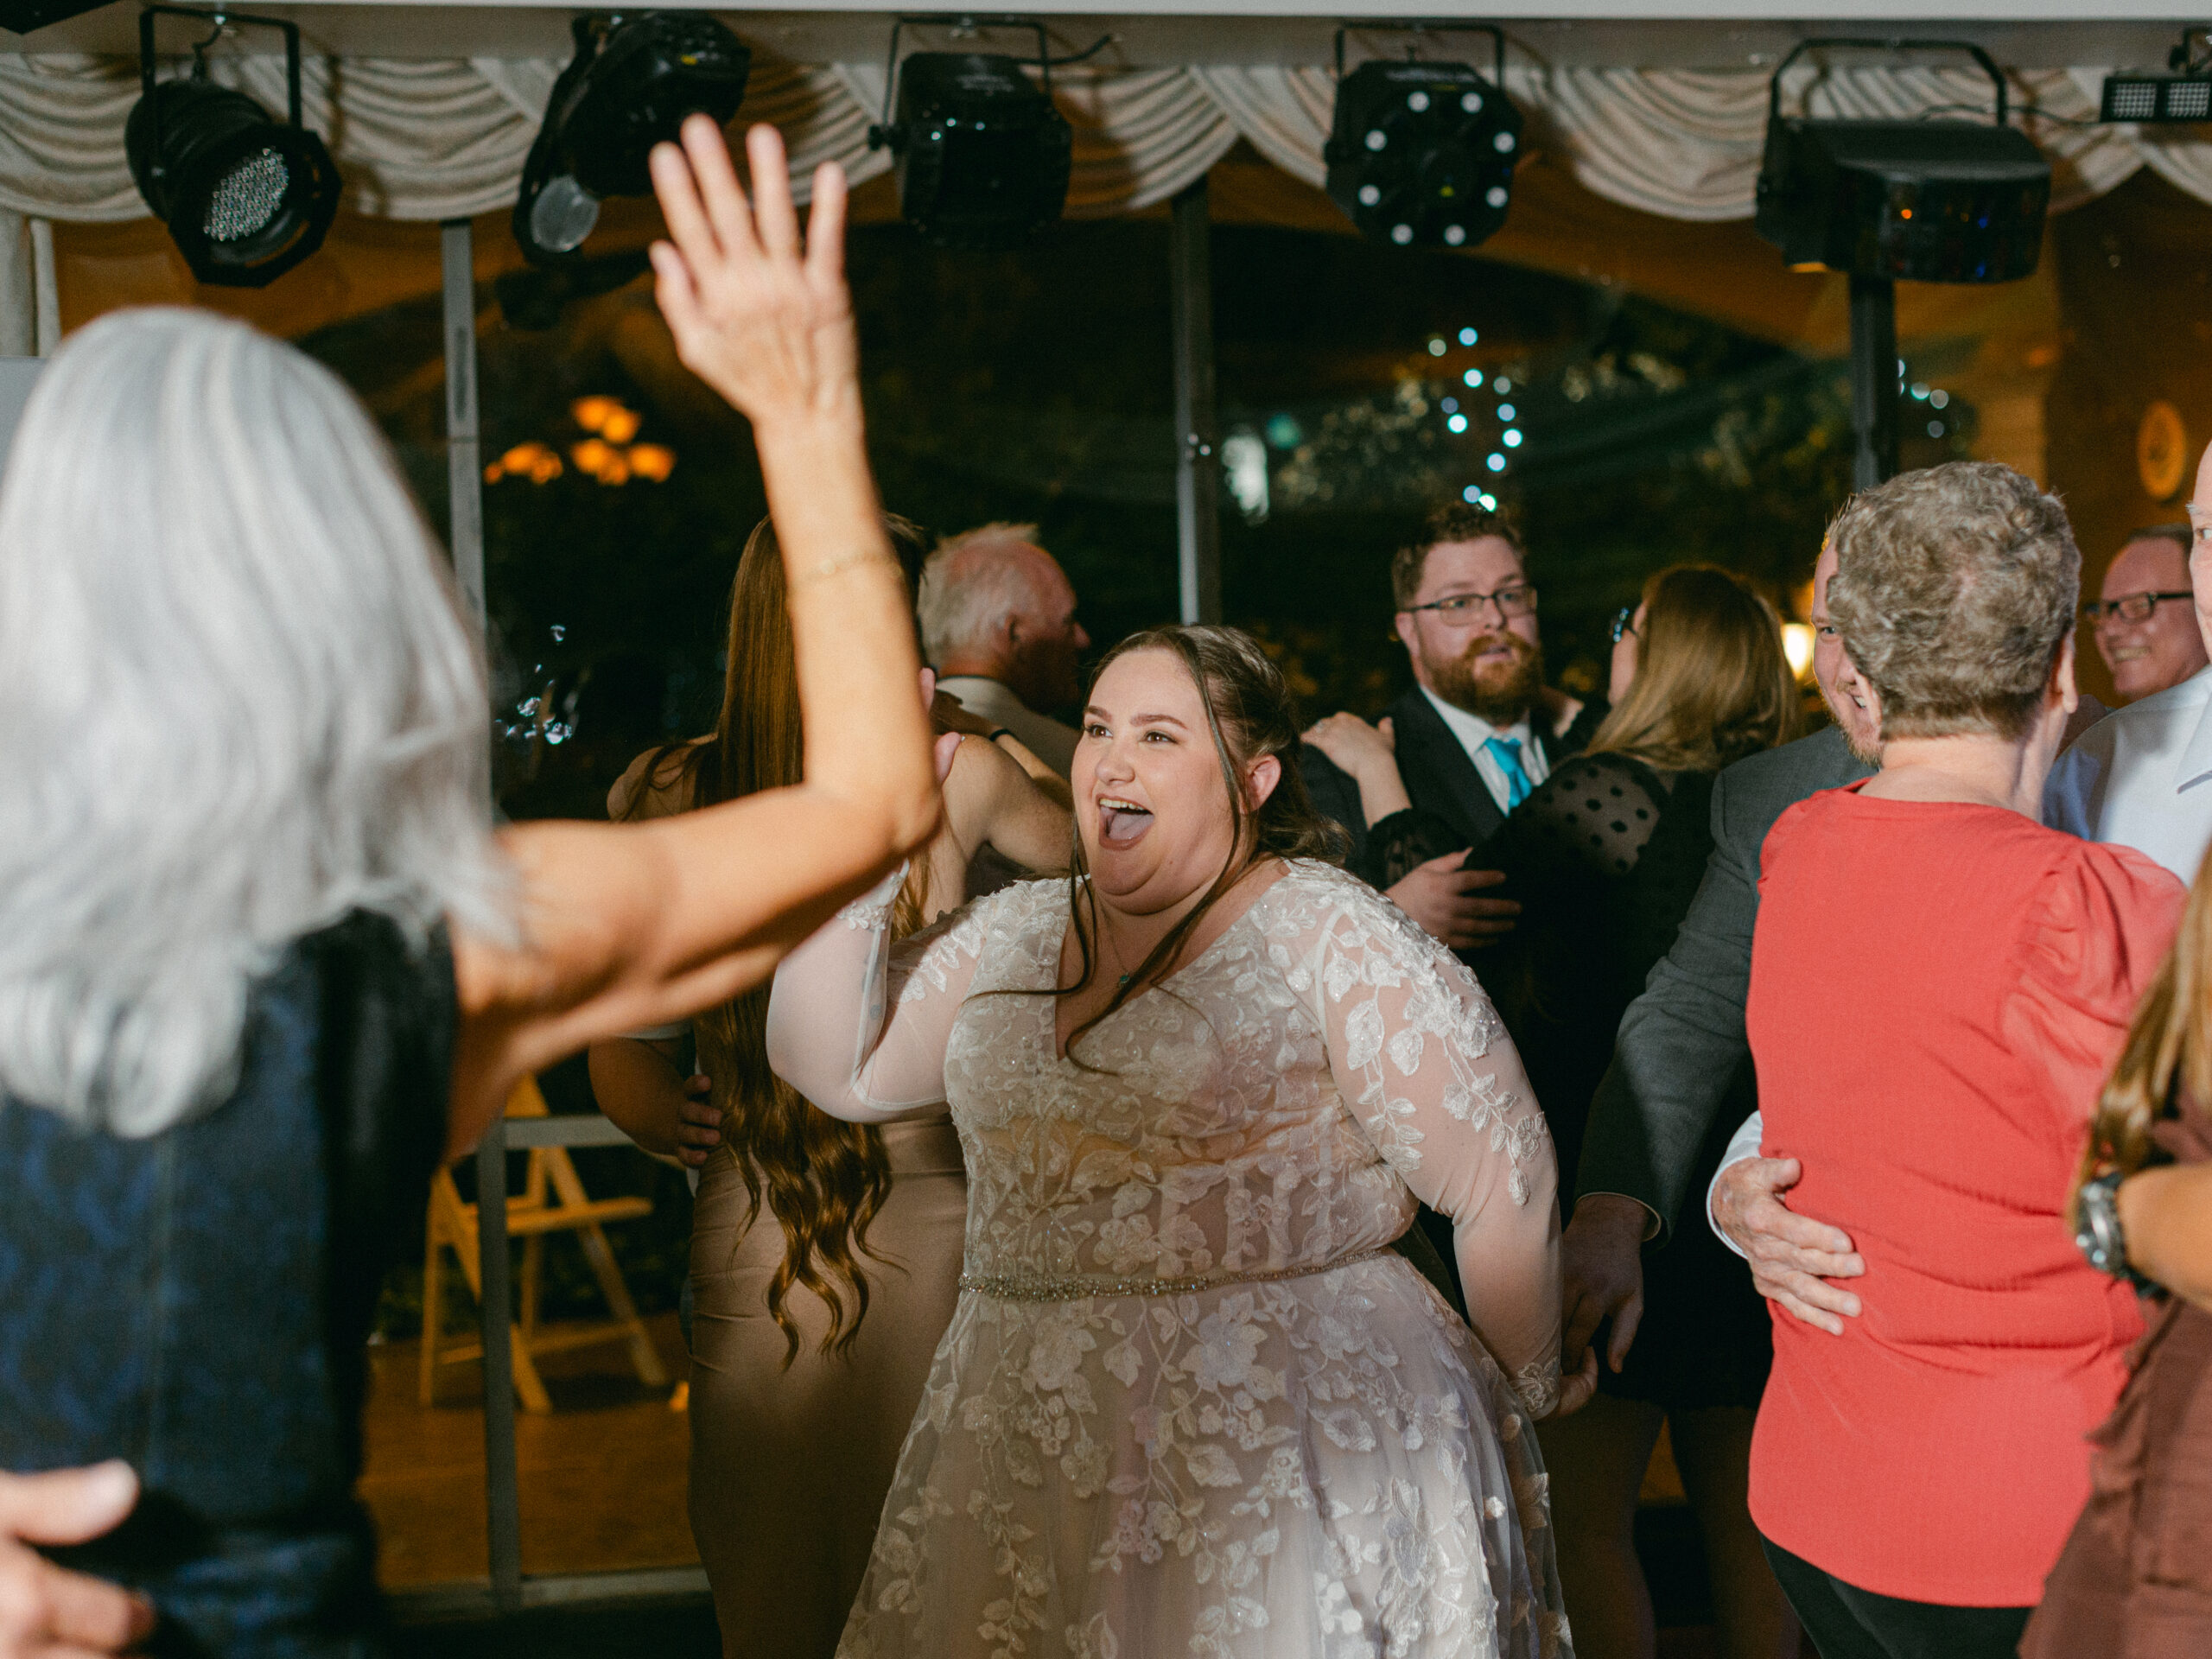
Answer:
959;1244;1396;1303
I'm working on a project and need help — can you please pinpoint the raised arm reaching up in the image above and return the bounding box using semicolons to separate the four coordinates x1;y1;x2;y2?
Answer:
446;120;938;1154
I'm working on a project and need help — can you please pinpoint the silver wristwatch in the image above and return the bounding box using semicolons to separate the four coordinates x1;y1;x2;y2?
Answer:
2075;1169;2158;1294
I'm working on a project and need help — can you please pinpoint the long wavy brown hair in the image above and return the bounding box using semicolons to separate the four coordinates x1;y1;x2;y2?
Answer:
1048;625;1345;1069
2074;847;2212;1221
1589;563;1800;773
622;514;932;1362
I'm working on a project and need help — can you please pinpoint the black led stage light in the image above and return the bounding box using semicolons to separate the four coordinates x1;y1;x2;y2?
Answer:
124;7;341;289
1324;24;1521;251
1;0;115;33
1754;37;2049;285
515;11;752;266
2101;29;2212;124
868;20;1072;250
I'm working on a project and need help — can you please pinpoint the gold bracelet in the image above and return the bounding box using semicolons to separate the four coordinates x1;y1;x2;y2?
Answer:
791;549;900;588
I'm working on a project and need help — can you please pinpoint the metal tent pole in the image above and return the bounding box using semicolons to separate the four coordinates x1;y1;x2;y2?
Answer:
441;216;519;1611
442;219;487;630
1848;274;1898;491
1170;178;1221;625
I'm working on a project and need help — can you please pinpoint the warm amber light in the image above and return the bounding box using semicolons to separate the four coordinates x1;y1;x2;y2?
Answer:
528;453;564;485
500;442;543;473
600;406;642;444
571;395;620;434
1783;622;1816;681
627;442;676;481
570;437;616;476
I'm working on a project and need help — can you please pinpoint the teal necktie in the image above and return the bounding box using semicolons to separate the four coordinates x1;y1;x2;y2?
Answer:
1484;735;1533;811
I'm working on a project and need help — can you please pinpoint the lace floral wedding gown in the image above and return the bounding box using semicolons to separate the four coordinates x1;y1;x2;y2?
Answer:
766;859;1572;1659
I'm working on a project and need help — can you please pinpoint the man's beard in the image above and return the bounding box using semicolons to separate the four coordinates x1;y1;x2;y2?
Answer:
1427;631;1544;725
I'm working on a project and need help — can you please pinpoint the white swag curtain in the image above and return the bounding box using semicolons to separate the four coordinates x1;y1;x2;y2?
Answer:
7;50;2212;345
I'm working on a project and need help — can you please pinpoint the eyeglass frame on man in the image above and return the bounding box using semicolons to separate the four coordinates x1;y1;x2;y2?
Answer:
2082;591;2194;625
1400;584;1540;623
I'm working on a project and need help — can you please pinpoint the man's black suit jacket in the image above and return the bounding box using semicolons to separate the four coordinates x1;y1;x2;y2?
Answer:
1301;686;1607;887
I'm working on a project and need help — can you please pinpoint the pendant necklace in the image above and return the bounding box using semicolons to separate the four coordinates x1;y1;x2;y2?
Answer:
1099;909;1136;989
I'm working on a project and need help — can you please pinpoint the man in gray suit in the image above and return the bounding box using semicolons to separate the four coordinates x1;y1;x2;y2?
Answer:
1560;537;1880;1381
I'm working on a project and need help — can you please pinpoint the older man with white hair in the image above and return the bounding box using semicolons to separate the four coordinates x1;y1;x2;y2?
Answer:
919;523;1090;776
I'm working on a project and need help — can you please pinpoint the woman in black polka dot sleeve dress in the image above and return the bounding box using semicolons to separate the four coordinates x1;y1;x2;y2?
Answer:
1365;564;1806;1659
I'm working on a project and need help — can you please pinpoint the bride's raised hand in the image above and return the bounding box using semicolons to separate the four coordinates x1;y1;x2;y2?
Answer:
647;117;858;429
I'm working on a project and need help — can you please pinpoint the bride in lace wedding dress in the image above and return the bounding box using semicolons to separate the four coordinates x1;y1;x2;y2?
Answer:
767;625;1579;1659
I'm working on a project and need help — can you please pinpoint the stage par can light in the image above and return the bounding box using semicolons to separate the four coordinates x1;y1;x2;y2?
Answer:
872;51;1071;250
1325;56;1521;251
125;7;341;289
1753;40;2050;284
516;11;751;266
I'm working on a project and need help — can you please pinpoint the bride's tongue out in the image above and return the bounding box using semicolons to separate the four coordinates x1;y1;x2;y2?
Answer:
1098;798;1154;849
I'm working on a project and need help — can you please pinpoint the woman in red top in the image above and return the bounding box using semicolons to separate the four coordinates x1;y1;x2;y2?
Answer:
1744;462;2185;1658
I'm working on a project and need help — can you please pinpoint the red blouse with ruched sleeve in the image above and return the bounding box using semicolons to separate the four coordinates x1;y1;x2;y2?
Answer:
1745;784;2184;1606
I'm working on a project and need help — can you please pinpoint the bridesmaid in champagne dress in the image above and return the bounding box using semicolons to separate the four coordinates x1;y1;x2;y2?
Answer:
769;625;1578;1659
591;516;1067;1658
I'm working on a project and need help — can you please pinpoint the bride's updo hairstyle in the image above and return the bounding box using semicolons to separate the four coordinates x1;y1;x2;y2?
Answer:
1058;623;1344;1065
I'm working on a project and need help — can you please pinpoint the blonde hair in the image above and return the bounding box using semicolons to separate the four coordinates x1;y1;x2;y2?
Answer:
0;308;507;1137
1589;564;1798;773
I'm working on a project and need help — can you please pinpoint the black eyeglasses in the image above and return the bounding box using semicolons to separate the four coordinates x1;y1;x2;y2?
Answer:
1611;605;1639;644
2082;591;2193;624
1402;585;1538;622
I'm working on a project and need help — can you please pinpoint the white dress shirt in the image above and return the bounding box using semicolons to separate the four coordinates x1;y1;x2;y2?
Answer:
1708;668;2212;1251
1418;687;1550;817
2044;664;2212;883
937;676;1079;778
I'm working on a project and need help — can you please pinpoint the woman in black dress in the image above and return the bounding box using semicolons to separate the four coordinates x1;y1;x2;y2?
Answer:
1306;563;1800;1659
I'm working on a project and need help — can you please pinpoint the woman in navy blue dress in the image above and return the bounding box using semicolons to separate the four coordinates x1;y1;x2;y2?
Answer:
0;120;938;1658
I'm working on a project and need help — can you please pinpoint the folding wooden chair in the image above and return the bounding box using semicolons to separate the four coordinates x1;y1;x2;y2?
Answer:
420;1076;669;1412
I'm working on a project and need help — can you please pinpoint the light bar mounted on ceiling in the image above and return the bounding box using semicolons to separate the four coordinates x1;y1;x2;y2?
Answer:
2101;28;2212;124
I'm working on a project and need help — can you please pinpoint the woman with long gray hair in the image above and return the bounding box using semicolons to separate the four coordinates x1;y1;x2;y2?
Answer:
0;118;939;1659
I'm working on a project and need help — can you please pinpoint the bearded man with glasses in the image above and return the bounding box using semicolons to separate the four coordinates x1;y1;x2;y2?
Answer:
1300;502;1606;951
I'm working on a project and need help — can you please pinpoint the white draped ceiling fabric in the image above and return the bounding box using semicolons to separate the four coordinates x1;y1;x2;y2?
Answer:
7;48;2212;346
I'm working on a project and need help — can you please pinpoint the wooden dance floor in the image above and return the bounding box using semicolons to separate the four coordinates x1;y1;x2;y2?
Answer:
357;1309;1761;1656
359;1312;698;1586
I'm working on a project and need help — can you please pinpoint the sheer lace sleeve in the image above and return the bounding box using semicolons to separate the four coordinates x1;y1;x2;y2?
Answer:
764;868;998;1122
1294;874;1565;1414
